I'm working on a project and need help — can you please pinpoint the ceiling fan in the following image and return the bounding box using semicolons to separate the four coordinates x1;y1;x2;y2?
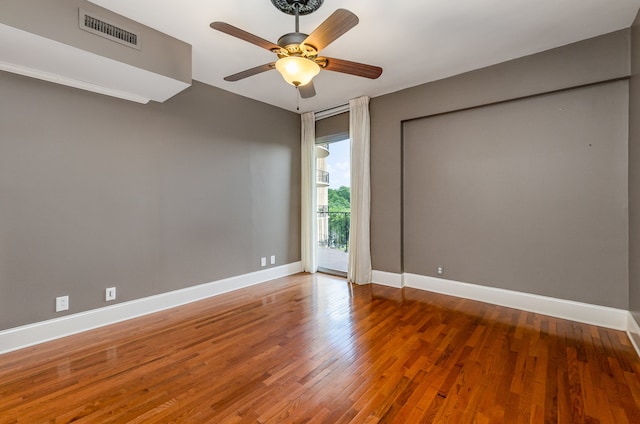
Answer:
210;0;383;99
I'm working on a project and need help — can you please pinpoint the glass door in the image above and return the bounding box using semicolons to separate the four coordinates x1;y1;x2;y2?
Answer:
316;138;350;275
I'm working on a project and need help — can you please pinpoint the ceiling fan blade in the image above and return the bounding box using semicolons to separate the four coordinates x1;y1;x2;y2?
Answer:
224;63;276;82
302;9;359;52
298;81;316;99
320;57;383;79
210;22;281;52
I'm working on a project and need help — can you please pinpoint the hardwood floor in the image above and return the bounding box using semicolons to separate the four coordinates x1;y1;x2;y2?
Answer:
1;273;639;423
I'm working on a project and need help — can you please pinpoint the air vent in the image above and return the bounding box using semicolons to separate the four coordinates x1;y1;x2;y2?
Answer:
79;9;141;50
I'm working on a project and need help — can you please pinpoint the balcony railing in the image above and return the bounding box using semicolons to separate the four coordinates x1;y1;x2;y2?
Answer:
317;211;350;252
317;169;329;186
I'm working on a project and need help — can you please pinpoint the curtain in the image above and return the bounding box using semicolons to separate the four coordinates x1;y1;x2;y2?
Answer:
348;96;372;284
301;112;317;273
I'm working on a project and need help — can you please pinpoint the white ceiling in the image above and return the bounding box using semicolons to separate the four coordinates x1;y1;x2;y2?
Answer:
89;0;640;114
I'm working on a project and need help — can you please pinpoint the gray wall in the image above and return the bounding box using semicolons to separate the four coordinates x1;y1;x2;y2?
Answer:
403;82;628;308
371;29;630;275
371;29;631;308
630;10;640;322
0;72;300;330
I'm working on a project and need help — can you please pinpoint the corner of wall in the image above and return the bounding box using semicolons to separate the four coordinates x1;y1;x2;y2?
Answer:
629;7;640;324
371;270;404;288
627;313;640;358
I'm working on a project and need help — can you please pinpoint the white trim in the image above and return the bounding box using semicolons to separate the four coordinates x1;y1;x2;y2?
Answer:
627;313;640;358
314;104;349;120
371;270;404;288
403;273;628;330
0;262;302;355
0;61;151;104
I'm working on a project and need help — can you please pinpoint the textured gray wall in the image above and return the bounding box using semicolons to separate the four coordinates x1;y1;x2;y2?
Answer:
0;72;300;330
403;82;628;308
371;30;630;275
630;10;640;322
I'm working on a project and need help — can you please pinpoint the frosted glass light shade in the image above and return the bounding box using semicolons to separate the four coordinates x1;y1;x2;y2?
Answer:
275;56;320;86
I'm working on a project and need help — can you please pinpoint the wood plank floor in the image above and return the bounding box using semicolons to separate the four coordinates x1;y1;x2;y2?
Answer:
1;273;640;423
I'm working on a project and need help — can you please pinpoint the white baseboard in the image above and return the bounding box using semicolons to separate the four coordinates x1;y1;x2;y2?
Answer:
627;313;640;358
371;270;404;288
0;262;303;355
403;273;629;331
378;271;639;357
3;264;636;357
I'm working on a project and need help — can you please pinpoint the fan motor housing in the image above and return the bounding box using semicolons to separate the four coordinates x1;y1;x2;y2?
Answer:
277;32;306;48
277;32;317;56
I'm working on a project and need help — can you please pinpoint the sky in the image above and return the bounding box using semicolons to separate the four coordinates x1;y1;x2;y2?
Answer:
326;139;350;189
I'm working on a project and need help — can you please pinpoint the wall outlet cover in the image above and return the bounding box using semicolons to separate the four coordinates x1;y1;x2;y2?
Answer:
106;287;116;301
55;296;69;312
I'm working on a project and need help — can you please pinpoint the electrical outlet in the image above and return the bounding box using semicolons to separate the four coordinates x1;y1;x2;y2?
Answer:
261;257;266;267
105;287;116;301
55;296;69;312
270;255;276;265
437;266;444;276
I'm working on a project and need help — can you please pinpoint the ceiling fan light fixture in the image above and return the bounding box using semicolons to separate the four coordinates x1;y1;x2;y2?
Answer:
275;56;320;86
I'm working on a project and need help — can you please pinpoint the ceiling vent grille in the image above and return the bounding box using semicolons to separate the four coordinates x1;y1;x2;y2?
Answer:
79;9;141;50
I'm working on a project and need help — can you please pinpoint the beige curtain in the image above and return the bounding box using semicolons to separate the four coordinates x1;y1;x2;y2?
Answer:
301;112;317;273
348;96;372;284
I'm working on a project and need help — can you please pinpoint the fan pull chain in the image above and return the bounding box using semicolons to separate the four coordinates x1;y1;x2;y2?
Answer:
296;85;300;111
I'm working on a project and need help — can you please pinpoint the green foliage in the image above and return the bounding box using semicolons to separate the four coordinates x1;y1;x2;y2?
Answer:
328;186;350;212
326;186;350;251
323;186;350;251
